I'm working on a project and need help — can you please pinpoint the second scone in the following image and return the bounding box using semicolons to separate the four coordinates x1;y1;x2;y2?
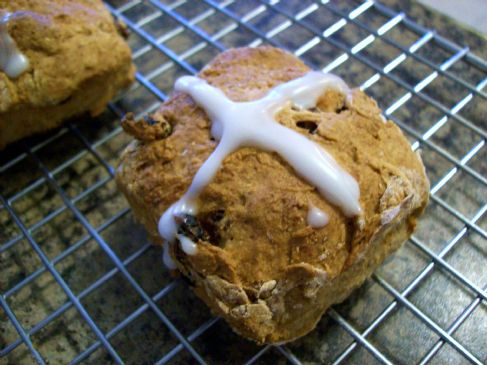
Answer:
0;0;135;148
116;47;429;344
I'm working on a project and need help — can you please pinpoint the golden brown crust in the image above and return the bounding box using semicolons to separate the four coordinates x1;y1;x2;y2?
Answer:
0;0;135;148
116;46;429;344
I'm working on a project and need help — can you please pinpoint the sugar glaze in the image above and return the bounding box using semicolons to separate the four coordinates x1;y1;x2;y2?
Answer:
160;71;361;268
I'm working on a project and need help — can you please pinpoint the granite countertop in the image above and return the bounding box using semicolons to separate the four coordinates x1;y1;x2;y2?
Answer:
0;0;485;364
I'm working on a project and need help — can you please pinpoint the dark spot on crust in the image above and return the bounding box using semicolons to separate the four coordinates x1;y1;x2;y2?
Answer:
176;212;224;247
59;95;73;105
177;214;209;242
244;286;258;303
296;120;318;134
121;112;172;141
201;210;225;246
208;209;225;222
143;115;157;125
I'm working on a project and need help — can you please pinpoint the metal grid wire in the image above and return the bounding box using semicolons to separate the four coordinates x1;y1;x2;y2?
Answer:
1;0;486;364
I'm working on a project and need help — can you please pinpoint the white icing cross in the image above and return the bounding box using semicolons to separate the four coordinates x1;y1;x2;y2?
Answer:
159;71;362;268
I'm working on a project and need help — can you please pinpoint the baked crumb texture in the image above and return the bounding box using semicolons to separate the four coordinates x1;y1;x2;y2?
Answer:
0;0;135;149
116;47;429;344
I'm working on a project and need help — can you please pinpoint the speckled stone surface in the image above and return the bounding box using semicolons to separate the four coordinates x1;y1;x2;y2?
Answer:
0;0;485;364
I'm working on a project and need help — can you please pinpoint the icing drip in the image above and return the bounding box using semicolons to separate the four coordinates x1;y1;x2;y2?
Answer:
163;243;177;270
307;205;329;228
0;12;30;78
162;235;197;270
159;71;362;268
178;235;198;255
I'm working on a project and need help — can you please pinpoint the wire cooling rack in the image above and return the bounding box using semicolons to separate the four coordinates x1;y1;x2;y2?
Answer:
1;0;486;364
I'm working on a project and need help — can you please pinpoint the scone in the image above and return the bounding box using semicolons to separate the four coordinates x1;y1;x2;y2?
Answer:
116;47;429;344
0;0;135;149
